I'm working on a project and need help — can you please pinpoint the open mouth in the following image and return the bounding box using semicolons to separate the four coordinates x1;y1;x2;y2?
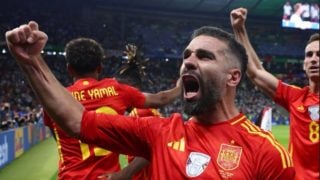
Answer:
309;66;319;73
182;74;200;101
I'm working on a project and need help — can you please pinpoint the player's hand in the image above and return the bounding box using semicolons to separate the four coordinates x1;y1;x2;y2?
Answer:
97;172;131;180
230;8;247;29
5;21;48;64
124;44;137;61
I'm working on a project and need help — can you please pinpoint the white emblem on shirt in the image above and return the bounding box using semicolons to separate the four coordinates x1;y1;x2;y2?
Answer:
186;152;210;177
308;105;319;121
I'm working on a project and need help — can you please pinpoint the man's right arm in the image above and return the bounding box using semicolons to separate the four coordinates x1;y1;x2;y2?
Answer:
230;8;279;98
143;83;181;108
5;21;84;137
98;157;149;180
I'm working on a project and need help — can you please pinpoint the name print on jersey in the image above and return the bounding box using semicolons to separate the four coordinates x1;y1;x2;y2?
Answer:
71;86;119;101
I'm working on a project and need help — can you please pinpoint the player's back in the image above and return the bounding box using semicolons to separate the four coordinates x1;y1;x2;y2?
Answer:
127;107;161;180
68;77;145;114
45;77;146;180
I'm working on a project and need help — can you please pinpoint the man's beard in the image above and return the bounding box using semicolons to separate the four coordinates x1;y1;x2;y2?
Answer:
182;78;221;116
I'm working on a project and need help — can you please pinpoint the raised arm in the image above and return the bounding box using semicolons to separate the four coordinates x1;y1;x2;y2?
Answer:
230;8;279;98
143;78;181;108
121;44;181;108
5;21;84;137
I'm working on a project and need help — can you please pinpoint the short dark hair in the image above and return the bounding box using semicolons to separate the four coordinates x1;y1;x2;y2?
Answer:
191;26;248;82
307;33;319;45
65;38;104;75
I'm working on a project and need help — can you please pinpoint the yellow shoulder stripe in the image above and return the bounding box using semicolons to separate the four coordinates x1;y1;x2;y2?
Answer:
241;121;293;168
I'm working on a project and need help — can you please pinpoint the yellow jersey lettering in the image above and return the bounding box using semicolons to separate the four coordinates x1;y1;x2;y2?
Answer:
71;90;86;101
87;86;119;100
87;89;94;99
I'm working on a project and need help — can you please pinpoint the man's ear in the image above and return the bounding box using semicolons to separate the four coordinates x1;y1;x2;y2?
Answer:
227;69;241;87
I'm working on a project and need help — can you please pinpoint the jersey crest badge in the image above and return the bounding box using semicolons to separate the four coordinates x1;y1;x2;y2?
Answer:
186;152;210;177
217;144;242;170
308;105;319;121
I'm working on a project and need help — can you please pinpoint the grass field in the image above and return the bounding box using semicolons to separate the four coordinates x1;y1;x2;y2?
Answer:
0;138;58;180
272;125;290;148
0;125;289;179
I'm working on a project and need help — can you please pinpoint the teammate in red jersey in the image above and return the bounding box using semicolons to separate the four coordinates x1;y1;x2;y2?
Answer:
105;44;162;180
231;7;319;179
43;38;180;179
104;108;161;180
6;21;295;179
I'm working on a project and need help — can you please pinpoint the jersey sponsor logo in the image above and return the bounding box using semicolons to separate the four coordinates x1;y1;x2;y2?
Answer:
217;144;242;170
186;152;210;177
308;105;319;121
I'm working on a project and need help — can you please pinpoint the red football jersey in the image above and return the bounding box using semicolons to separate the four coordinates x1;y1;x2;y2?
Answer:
44;78;146;180
128;108;161;180
81;111;295;179
274;81;319;179
129;108;161;118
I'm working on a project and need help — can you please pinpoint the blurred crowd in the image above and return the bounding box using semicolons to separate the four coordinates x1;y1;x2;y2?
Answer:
0;51;306;131
0;0;314;131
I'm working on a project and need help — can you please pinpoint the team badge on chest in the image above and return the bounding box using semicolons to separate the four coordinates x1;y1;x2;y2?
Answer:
308;105;319;121
217;144;242;170
186;152;211;177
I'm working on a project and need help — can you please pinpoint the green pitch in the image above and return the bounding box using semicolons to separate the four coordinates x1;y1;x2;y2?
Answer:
0;137;58;180
0;125;289;179
272;125;290;148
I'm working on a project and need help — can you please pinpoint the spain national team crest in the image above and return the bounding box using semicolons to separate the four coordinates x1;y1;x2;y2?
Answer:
308;105;319;121
217;144;242;170
186;152;211;177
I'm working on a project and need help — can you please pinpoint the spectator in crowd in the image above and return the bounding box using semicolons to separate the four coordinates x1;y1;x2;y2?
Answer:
231;7;319;179
0;102;14;131
6;21;294;179
104;44;162;179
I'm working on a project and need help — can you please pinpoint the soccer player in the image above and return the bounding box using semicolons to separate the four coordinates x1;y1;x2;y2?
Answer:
110;44;162;180
231;7;319;179
6;21;295;179
43;38;180;179
103;107;161;180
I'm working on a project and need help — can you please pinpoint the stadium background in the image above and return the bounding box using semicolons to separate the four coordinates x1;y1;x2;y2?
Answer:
0;0;318;179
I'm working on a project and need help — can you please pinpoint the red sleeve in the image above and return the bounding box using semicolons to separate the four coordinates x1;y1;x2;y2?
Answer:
80;110;162;159
121;84;146;108
273;80;303;111
255;138;295;179
130;108;161;117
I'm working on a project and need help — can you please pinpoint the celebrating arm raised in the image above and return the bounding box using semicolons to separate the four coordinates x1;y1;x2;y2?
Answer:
5;21;84;137
230;8;279;98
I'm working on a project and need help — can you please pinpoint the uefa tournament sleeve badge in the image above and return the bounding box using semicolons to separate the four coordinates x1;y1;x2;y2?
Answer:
186;152;211;177
308;105;319;121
